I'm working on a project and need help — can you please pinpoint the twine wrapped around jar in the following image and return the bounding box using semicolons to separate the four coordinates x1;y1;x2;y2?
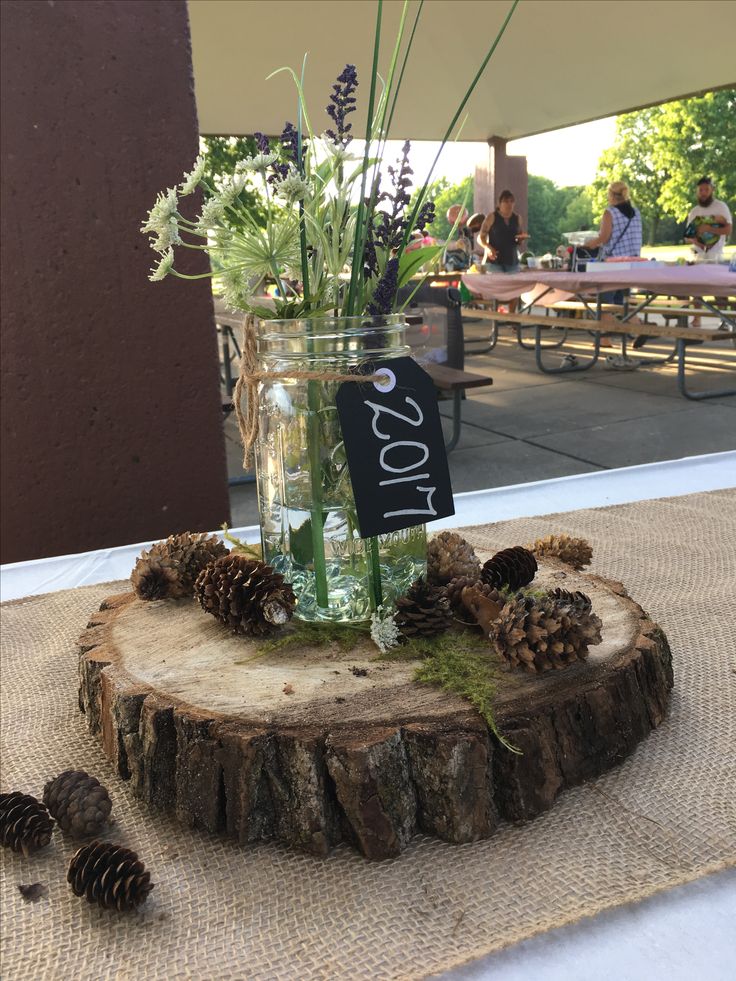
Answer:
233;315;385;468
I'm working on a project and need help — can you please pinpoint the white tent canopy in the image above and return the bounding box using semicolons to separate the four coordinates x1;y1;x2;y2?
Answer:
188;0;736;141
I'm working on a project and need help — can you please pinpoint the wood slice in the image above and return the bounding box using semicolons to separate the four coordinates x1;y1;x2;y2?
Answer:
78;562;673;860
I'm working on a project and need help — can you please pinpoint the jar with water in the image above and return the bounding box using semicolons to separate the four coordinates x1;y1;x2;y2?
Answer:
254;315;427;622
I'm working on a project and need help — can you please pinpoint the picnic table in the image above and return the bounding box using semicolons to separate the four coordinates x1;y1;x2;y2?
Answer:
463;265;736;400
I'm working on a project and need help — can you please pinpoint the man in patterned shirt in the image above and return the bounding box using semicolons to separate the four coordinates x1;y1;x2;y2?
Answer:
684;177;732;328
684;177;732;263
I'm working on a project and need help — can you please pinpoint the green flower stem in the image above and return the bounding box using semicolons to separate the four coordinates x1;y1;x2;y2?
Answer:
170;270;218;280
297;55;312;309
342;0;385;613
295;70;328;610
306;379;329;608
367;536;383;610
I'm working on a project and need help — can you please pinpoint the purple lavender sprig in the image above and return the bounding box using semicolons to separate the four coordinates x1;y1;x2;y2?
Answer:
367;257;399;315
281;122;299;167
326;65;358;146
381;141;415;250
363;219;380;280
254;130;290;183
253;132;270;155
415;200;436;234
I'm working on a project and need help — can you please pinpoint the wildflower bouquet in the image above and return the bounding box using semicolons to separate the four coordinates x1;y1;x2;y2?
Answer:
142;0;518;321
142;77;439;319
141;0;518;622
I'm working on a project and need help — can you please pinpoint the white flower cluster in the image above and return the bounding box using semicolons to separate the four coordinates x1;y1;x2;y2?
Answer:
220;267;252;310
148;248;174;282
179;155;206;195
140;187;181;253
370;606;401;654
236;152;279;174
275;169;310;203
218;172;248;206
195;196;226;233
320;135;363;168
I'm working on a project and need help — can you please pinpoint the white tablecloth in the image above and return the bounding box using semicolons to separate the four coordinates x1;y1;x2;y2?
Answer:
3;452;735;603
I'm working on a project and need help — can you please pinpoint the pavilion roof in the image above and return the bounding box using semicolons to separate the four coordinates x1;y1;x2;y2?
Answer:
189;0;735;141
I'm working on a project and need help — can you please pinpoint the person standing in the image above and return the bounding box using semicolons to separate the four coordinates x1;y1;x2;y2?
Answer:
478;190;529;274
477;191;528;315
585;180;643;263
584;181;643;347
684;176;732;263
683;177;732;328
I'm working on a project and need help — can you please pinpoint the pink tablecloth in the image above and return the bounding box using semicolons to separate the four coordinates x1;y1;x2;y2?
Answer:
463;265;736;303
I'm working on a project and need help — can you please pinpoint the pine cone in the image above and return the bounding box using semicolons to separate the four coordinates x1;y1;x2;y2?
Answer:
194;555;296;636
427;532;481;586
68;841;153;911
481;546;538;591
131;532;228;601
394;577;453;639
445;575;482;614
548;588;593;612
0;792;54;856
490;593;602;673
43;770;112;838
530;534;593;571
458;583;506;633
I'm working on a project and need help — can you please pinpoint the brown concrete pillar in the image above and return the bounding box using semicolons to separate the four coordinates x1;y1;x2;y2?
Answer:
474;136;528;226
1;0;231;563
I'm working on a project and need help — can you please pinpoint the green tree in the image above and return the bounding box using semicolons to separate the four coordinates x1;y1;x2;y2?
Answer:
560;187;594;234
411;176;474;240
590;89;736;244
526;175;560;252
652;90;736;217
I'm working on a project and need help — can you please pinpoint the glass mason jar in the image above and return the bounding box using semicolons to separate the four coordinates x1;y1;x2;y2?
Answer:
254;315;427;623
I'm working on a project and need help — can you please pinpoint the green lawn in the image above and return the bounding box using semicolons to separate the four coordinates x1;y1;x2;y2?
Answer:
642;244;735;261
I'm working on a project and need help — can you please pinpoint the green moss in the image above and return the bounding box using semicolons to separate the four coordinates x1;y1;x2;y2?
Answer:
381;629;519;753
238;619;372;661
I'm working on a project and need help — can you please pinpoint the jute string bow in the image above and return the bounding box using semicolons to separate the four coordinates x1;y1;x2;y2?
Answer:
234;315;385;468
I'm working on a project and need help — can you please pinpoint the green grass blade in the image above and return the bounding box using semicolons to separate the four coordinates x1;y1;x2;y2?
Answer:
400;0;519;253
345;0;383;317
267;66;315;140
384;0;424;138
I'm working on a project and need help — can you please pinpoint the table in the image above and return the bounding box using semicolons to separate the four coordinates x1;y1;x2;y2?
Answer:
462;266;736;399
463;264;736;306
2;456;735;979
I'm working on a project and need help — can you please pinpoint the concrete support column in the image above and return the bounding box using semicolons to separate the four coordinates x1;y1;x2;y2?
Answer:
474;137;528;225
1;0;231;563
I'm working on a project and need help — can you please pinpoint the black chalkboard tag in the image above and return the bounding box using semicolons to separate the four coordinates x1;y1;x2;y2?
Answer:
335;357;455;539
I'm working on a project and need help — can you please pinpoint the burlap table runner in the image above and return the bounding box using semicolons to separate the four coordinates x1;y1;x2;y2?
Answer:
2;490;735;980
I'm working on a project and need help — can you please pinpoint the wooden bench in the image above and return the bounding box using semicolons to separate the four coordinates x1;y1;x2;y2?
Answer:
423;363;493;451
471;309;735;401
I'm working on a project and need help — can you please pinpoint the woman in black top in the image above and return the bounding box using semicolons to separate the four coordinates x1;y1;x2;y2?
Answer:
478;190;529;273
